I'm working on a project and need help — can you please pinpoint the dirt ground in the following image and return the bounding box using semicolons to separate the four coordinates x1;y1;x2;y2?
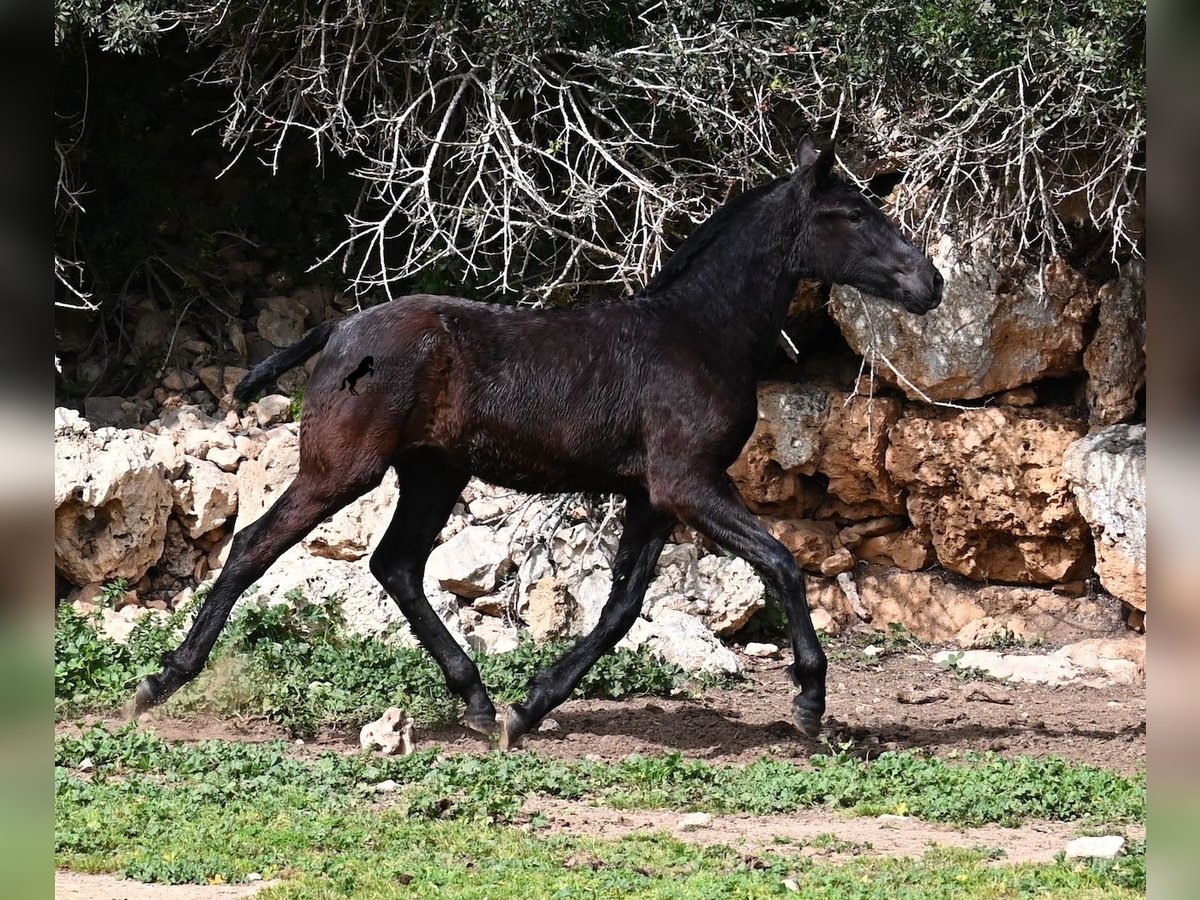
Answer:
56;646;1144;898
78;646;1144;773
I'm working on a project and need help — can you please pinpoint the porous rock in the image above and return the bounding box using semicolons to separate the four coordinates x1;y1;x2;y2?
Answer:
831;246;1097;401
887;406;1091;584
1062;425;1146;610
55;410;172;585
359;707;415;755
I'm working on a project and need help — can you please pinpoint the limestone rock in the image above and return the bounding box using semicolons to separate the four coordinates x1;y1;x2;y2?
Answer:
887;407;1091;584
696;555;766;635
83;395;142;429
819;548;855;577
257;297;307;348
467;619;521;654
844;565;1111;643
677;812;713;831
525;578;575;642
731;382;903;517
173;457;238;539
158;520;205;580
728;383;828;515
1084;263;1145;426
816;392;904;516
1065;836;1125;860
744;641;780;658
855;529;933;571
303;471;399;561
831;246;1097;401
637;609;741;676
1062;425;1146;610
769;519;839;570
235;426;300;525
240;543;468;646
426;525;515;598
359;707;414;755
54;415;172;585
251;394;294;427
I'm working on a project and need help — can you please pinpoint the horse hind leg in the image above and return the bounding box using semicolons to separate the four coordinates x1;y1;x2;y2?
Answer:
369;455;498;735
501;494;673;749
131;463;386;716
664;476;827;738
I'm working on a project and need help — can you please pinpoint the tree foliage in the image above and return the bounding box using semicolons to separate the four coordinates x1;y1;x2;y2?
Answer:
55;1;1145;308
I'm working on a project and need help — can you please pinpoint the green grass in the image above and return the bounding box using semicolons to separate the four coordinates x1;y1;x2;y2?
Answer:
55;727;1145;897
55;592;697;735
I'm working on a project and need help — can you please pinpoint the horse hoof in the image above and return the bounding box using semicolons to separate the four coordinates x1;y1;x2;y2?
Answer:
793;709;823;739
127;677;159;720
499;707;528;752
464;709;499;737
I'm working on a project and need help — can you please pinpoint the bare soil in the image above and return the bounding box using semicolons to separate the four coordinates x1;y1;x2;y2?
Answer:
54;871;274;899
65;645;1146;774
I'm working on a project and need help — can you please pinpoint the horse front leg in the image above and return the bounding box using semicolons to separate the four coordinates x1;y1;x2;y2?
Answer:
501;495;673;749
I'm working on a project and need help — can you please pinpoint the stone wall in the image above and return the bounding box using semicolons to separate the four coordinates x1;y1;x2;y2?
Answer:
53;243;1147;663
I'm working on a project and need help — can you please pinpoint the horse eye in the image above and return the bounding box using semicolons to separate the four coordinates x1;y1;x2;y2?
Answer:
848;210;865;224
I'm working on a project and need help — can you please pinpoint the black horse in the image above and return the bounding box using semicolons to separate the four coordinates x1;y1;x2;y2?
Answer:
133;136;943;748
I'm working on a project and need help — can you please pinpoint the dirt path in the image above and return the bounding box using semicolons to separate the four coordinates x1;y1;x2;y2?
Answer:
55;871;274;899
65;648;1146;773
522;799;1146;865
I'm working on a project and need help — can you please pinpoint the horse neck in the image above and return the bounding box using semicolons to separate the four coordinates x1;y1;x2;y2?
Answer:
651;235;802;384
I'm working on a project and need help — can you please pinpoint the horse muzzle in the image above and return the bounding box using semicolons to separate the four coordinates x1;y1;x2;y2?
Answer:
897;265;944;315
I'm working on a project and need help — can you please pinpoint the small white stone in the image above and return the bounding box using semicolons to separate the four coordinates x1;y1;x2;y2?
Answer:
744;642;780;658
374;780;400;793
877;814;912;824
677;812;713;831
862;645;883;657
78;757;94;773
1064;835;1125;859
782;879;800;892
537;717;561;734
246;872;262;883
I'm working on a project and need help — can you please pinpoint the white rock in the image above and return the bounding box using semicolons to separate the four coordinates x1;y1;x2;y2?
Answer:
677;812;713;831
641;610;741;676
54;418;173;585
1063;425;1146;610
744;642;780;658
207;446;242;473
374;780;400;793
252;394;294;427
181;427;235;459
427;525;515;598
173;457;239;539
359;707;414;755
697;555;766;635
242;543;468;648
467;618;521;654
304;471;399;561
1064;835;1125;859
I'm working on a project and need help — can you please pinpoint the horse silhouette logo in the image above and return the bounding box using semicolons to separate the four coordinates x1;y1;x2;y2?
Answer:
339;356;374;394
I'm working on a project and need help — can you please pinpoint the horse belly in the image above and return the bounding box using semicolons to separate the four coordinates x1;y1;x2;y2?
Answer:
460;416;643;494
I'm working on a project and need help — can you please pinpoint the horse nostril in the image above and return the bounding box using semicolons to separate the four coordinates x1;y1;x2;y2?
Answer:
933;269;945;292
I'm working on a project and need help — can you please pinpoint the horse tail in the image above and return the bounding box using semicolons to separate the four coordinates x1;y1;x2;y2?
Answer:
233;320;339;402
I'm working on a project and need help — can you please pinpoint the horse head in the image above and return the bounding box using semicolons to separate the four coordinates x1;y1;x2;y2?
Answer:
789;135;943;315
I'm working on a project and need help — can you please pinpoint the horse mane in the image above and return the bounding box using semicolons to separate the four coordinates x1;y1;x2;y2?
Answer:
639;173;791;297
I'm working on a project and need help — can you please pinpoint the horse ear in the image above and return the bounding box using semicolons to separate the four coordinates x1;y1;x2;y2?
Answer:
815;141;836;183
795;134;820;171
